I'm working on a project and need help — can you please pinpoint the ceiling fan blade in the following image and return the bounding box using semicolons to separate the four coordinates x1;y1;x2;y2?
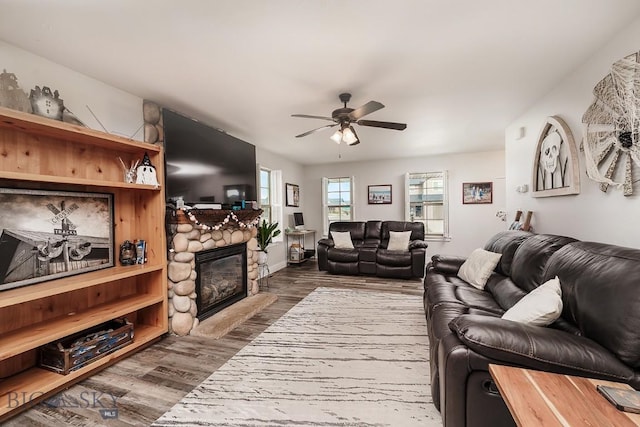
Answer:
348;101;384;121
291;114;335;122
357;120;407;131
295;123;338;138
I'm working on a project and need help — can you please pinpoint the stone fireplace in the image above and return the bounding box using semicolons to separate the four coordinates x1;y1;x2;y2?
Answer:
147;103;264;336
166;209;262;336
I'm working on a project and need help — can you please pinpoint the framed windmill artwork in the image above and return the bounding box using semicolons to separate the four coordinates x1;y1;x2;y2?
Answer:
531;116;580;197
0;189;114;291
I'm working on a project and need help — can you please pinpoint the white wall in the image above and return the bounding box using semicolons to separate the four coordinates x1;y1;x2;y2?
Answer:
3;39;508;262
301;150;507;256
505;16;640;248
256;147;306;272
2;40;307;274
0;40;143;138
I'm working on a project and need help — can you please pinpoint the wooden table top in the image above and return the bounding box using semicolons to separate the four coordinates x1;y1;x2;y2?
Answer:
489;364;640;427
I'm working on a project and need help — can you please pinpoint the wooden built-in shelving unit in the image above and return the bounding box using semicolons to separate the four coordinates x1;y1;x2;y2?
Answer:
0;106;168;421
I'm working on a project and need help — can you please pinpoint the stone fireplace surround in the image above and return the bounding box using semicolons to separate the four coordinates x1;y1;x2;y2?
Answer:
166;209;262;336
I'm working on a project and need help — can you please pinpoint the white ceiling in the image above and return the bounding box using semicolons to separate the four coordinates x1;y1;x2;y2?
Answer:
1;1;639;165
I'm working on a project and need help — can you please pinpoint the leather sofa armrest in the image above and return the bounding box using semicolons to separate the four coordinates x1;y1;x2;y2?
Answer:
409;240;429;250
411;247;427;278
430;254;467;275
449;314;633;381
363;238;380;248
317;238;334;248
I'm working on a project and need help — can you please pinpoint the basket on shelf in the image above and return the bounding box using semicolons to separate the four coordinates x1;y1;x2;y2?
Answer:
39;318;134;375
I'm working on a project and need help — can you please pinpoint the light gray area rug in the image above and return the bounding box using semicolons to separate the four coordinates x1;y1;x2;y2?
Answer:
154;287;441;426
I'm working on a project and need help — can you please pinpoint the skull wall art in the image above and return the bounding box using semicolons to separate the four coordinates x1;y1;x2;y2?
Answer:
531;116;580;197
541;131;562;174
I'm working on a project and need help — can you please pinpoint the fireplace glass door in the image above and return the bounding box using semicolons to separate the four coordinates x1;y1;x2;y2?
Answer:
195;243;247;321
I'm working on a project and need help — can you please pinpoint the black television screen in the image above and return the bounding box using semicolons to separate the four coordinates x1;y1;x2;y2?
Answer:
163;109;257;206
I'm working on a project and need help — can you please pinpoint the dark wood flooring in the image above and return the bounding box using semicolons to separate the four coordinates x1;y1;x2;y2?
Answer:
5;260;425;426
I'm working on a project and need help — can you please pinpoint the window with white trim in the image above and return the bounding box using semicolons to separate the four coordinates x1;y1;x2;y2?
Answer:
322;176;354;236
259;166;283;243
405;171;449;240
259;168;272;224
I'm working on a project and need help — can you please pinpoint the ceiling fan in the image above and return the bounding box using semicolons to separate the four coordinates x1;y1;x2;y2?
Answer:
292;93;407;146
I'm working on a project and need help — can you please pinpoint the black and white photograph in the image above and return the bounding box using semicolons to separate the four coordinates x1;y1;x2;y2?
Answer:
0;188;114;291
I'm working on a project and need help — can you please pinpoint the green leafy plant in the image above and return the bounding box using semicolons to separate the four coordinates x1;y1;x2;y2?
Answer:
257;219;281;253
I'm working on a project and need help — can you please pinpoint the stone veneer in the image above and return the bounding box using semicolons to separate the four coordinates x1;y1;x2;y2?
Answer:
166;222;260;336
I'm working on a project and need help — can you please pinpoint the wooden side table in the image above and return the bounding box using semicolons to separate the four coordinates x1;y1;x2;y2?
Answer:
285;229;316;265
489;364;640;427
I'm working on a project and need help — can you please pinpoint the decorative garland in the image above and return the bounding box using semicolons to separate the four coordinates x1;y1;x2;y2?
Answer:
181;208;261;231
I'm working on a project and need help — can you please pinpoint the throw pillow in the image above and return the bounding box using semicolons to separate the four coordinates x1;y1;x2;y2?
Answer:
457;248;502;290
502;276;563;326
387;231;412;251
331;231;354;249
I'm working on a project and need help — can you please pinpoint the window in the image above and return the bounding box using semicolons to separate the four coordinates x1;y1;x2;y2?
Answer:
259;168;271;224
405;172;449;240
322;176;354;236
259;166;283;243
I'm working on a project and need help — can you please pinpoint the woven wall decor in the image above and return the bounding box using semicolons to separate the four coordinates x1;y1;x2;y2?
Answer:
582;51;640;196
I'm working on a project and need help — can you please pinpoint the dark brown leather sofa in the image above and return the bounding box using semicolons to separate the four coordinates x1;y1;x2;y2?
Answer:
425;230;640;427
317;220;428;279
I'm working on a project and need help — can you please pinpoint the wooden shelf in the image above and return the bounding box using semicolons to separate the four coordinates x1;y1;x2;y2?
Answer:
0;324;165;421
0;264;165;309
0;170;162;190
0;105;168;422
0;106;160;154
0;293;165;360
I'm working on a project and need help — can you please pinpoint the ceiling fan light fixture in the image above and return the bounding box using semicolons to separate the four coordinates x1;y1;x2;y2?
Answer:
343;126;359;145
293;93;406;143
330;129;343;144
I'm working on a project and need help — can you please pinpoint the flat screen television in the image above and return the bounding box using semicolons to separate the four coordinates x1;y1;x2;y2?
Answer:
163;109;257;206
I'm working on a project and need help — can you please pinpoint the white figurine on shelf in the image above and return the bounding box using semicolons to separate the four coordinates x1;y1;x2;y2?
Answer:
136;152;159;187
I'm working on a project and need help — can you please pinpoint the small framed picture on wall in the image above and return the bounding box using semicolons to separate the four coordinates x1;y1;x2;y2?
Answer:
368;184;392;204
462;182;493;204
286;183;300;207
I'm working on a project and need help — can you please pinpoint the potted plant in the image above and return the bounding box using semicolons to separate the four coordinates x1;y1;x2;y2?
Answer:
256;219;281;264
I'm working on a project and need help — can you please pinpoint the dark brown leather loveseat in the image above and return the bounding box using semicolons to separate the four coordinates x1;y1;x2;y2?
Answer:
317;220;428;279
425;230;640;427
